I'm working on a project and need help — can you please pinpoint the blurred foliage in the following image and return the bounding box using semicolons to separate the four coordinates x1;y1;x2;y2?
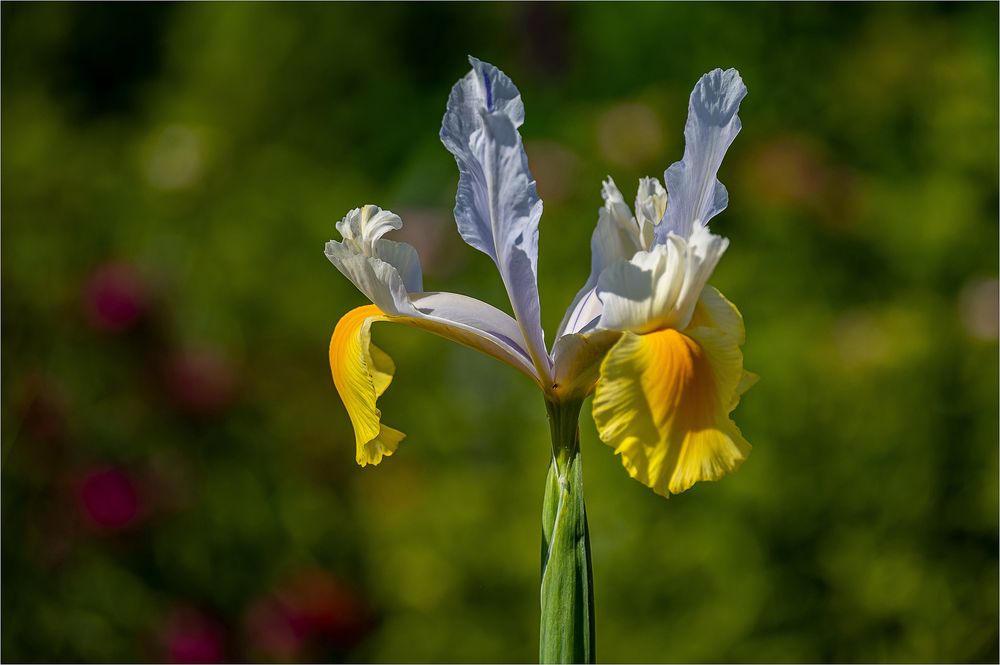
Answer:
2;3;998;663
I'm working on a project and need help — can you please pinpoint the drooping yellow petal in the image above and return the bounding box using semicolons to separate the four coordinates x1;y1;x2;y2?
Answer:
330;304;405;466
330;300;545;467
592;287;752;496
687;285;744;343
689;285;758;410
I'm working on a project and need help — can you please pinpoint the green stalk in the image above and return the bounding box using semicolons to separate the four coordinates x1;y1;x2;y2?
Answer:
539;398;595;664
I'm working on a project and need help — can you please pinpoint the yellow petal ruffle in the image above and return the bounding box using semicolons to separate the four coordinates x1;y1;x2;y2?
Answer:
592;287;752;496
330;304;405;466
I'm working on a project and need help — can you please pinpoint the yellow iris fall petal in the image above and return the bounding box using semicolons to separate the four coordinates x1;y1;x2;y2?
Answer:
592;287;752;496
329;305;405;466
330;301;548;467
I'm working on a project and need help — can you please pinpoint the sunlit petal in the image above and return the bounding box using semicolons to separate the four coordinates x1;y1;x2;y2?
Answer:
550;329;622;401
376;238;423;295
329;296;548;466
440;56;550;378
687;285;757;409
325;205;422;316
597;225;728;333
601;176;636;236
329;305;405;466
592;287;751;496
410;291;541;382
634;176;666;249
655;69;747;243
326;203;540;383
556;177;642;338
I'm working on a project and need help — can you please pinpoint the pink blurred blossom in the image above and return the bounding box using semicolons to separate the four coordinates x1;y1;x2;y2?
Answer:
741;136;858;227
244;597;308;661
282;569;371;650
159;608;227;664
83;262;148;333
164;346;237;416
17;373;67;445
244;569;373;660
77;466;141;531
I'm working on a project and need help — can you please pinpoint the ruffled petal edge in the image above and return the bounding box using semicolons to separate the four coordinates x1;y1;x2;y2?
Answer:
592;286;753;496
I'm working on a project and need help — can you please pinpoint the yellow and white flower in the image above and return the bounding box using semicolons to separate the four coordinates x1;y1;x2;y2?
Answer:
326;58;754;496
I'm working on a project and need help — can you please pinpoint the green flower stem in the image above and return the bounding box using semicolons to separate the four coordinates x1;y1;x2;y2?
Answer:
539;398;595;664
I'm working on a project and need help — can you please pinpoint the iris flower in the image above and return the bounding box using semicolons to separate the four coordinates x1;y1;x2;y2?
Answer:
326;57;753;663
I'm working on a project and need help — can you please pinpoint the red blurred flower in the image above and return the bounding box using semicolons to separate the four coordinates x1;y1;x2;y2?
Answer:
244;597;308;661
77;466;141;531
83;262;148;333
17;373;67;445
281;569;371;650
740;136;859;228
244;569;373;660
164;346;237;417
159;607;227;664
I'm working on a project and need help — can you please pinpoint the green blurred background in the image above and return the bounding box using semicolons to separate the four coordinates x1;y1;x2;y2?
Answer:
2;3;998;663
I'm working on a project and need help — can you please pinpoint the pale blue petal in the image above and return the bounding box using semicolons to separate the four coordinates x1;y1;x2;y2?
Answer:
655;68;747;243
439;56;549;377
410;291;538;379
440;57;526;260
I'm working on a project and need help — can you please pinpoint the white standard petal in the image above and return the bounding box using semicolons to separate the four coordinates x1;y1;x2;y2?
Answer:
655;68;747;243
601;176;636;236
597;225;729;334
375;239;422;294
335;205;402;248
325;205;423;316
439;56;550;378
556;177;643;338
634;176;666;250
324;245;414;317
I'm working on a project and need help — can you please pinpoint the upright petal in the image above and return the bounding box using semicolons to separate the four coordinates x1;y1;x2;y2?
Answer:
440;56;524;165
556;178;642;338
591;287;752;496
440;56;549;378
634;176;666;249
655;69;747;243
601;177;636;238
597;224;729;334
